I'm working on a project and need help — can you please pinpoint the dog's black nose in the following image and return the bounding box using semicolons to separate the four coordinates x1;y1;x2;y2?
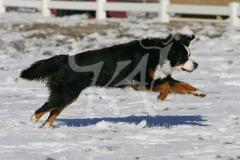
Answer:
193;62;198;69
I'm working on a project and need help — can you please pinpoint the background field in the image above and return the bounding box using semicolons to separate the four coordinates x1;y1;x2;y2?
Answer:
0;13;240;160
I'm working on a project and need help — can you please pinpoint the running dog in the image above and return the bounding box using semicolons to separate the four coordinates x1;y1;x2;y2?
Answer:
20;34;206;128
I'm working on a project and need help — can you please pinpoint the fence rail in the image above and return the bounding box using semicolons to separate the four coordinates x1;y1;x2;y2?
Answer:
2;0;41;8
0;0;239;26
104;2;159;12
48;1;97;10
167;5;230;16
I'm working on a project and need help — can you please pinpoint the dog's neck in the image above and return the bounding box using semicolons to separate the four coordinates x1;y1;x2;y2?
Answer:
139;37;173;66
138;37;175;79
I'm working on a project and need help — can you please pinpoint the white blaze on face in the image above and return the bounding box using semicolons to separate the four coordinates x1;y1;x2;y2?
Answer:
184;45;191;56
175;45;196;72
179;59;195;72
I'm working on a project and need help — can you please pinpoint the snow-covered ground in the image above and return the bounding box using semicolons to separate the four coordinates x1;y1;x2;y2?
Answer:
0;12;240;160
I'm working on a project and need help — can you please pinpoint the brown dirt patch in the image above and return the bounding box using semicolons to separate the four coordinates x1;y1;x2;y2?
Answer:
14;22;119;39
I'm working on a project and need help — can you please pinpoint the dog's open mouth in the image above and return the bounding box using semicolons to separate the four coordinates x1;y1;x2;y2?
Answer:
181;68;193;72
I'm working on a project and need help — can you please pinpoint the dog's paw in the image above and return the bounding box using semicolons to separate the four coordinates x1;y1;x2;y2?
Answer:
157;98;163;103
42;121;52;129
191;90;206;97
31;114;38;123
157;92;168;102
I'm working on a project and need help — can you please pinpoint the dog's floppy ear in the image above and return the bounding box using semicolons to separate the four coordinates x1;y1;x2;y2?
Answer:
178;34;195;47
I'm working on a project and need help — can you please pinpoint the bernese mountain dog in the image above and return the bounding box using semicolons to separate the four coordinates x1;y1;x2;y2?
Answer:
20;34;206;128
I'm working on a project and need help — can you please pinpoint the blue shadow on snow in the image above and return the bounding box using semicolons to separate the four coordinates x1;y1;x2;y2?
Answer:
56;115;208;128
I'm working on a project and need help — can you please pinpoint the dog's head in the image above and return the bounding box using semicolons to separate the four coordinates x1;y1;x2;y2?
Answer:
166;34;198;73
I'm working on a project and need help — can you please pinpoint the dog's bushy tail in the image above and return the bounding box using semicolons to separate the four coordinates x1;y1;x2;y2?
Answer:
20;55;68;82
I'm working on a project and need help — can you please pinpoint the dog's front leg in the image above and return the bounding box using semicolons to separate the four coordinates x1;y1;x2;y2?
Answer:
129;79;170;102
166;76;206;97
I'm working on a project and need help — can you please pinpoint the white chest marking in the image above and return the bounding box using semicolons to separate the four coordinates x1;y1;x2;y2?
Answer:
153;60;176;79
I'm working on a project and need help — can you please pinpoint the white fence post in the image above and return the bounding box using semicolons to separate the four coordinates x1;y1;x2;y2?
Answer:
159;0;170;23
229;2;240;27
96;0;106;20
0;0;6;14
42;0;51;17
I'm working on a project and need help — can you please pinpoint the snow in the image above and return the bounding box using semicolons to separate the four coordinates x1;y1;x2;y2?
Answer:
0;12;240;160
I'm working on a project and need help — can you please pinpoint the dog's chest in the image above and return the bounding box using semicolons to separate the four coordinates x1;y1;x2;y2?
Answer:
153;61;175;79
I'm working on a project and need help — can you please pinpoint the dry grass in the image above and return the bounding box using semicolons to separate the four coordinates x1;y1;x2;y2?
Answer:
14;22;119;39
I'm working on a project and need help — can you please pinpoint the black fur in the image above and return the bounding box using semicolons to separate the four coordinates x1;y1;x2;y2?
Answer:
20;55;67;82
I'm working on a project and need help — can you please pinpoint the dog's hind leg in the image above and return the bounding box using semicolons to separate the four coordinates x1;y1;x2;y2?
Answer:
31;80;84;127
41;87;81;128
31;94;78;128
31;91;80;128
42;97;78;128
31;102;53;123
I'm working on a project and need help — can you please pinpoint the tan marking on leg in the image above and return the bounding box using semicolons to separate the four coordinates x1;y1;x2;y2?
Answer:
34;109;53;120
42;108;64;128
31;103;53;123
151;82;169;102
43;98;77;128
169;82;197;94
129;81;169;102
31;110;53;123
